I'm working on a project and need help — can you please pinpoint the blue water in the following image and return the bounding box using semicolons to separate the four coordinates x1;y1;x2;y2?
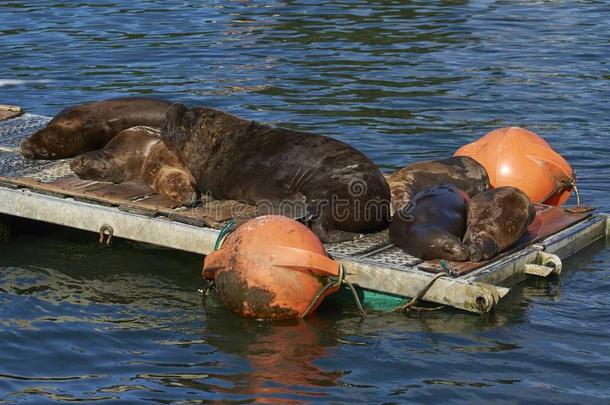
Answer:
1;1;610;403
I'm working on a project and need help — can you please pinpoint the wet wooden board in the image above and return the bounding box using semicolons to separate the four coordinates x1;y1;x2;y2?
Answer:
420;205;593;276
0;173;255;229
88;179;154;201
119;194;183;217
49;175;111;191
169;199;258;229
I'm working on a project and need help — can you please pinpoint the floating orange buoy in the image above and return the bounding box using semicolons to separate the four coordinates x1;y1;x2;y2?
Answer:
454;127;575;205
202;215;342;320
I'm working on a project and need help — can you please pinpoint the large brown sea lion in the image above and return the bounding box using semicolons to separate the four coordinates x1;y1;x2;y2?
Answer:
141;142;197;206
20;98;172;159
389;184;470;261
70;126;162;183
463;186;535;262
161;103;390;243
386;156;489;214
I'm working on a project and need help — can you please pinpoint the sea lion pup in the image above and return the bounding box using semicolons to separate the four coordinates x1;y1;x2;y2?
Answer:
386;156;489;214
389;184;470;261
161;103;390;243
70;126;161;183
463;186;536;262
20;97;172;159
141;142;197;206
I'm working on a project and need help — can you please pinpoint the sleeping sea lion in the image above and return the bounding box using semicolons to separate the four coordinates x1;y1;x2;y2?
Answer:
463;186;535;262
70;126;161;183
386;156;489;214
141;142;197;206
389;184;470;261
20;97;171;159
161;103;390;242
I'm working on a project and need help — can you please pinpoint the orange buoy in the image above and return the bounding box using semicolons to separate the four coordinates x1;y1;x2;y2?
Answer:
202;215;342;320
454;127;575;205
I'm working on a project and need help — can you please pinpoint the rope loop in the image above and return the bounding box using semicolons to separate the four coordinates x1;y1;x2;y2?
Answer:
214;219;237;251
302;263;368;319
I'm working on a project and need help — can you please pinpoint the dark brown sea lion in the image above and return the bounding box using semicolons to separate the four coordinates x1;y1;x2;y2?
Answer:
161;103;390;242
386;156;489;214
70;126;161;183
463;186;535;262
20;98;172;159
389;184;470;261
141;142;197;206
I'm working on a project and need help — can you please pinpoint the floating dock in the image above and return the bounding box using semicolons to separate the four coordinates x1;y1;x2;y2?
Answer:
1;114;608;313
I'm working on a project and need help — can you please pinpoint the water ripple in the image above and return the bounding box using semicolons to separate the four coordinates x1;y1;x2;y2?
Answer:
1;0;610;402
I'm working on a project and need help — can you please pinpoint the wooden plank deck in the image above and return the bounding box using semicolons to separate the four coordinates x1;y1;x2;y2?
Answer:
0;114;607;313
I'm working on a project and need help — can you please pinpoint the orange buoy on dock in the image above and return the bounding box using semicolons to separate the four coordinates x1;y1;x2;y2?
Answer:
202;215;342;320
454;127;575;205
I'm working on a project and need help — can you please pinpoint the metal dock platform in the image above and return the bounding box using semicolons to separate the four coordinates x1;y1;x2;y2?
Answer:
1;114;608;313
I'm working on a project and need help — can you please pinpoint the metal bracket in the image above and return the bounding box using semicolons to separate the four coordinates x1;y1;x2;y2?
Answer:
99;224;114;246
525;251;562;277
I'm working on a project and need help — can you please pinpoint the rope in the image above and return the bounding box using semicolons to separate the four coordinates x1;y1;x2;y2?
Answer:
573;183;581;206
440;260;456;277
344;280;368;318
213;219;237;250
198;279;216;306
202;219;238;306
541;178;581;206
392;272;446;313
301;263;368;319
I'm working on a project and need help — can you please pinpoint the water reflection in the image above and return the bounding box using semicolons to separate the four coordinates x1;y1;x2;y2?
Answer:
204;309;342;403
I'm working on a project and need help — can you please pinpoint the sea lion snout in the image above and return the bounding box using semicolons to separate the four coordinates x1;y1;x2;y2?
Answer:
19;138;38;158
444;240;469;262
164;170;197;205
468;245;484;262
466;236;498;262
70;152;114;180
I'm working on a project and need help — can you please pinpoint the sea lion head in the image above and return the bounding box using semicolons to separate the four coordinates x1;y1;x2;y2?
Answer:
20;119;83;159
160;168;197;206
466;236;498;262
434;233;470;262
70;151;123;182
19;125;64;159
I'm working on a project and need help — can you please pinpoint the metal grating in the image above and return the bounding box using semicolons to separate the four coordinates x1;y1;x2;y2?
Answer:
368;246;423;269
325;229;423;267
0;114;71;182
325;229;391;256
0;114;49;148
